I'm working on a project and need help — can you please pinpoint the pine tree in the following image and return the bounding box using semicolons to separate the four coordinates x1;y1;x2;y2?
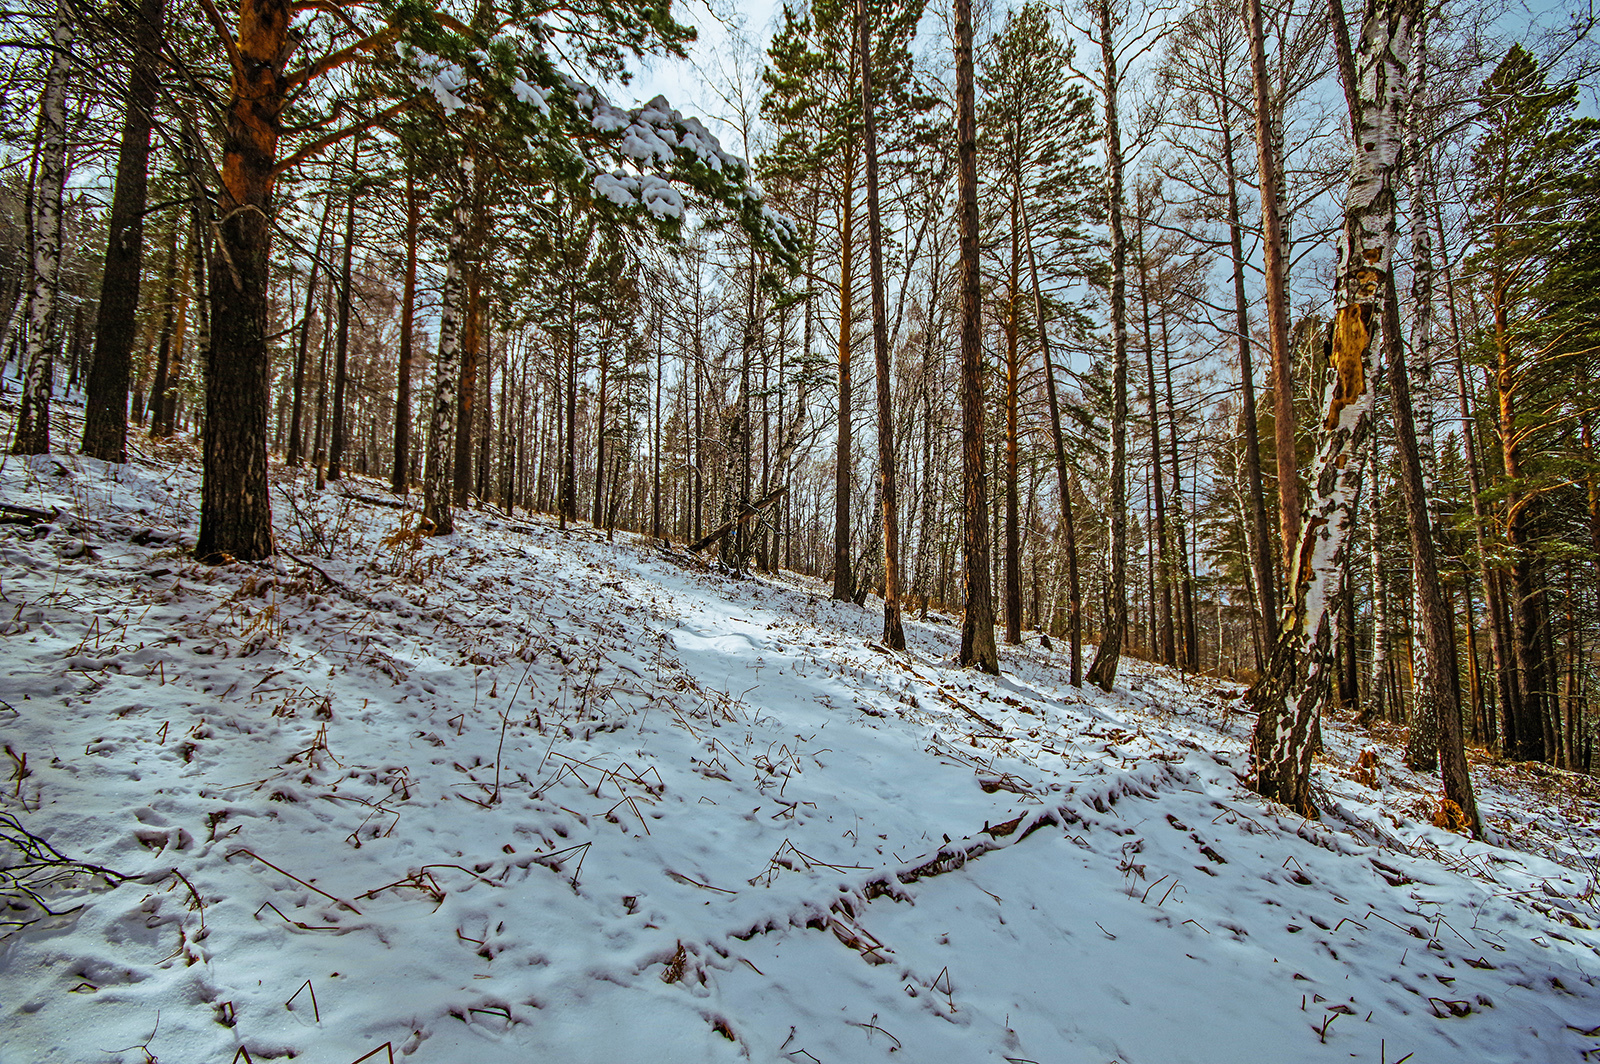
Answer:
191;0;798;560
978;0;1099;651
1464;44;1600;762
761;0;932;601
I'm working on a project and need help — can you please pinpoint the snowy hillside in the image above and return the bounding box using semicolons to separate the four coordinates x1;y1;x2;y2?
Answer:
2;446;1599;1064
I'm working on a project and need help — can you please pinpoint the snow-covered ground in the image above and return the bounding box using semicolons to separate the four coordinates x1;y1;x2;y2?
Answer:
2;429;1599;1063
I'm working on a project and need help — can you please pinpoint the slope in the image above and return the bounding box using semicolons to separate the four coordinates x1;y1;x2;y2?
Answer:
1;444;1598;1063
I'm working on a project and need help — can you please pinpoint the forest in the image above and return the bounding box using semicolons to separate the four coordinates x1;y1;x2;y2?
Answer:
3;0;1600;1058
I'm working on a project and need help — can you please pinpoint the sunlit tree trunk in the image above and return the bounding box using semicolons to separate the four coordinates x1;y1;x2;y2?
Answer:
860;0;904;648
1248;0;1415;816
1243;0;1299;586
955;0;998;673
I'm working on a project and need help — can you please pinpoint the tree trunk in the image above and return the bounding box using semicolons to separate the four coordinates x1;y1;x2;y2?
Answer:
1244;0;1299;586
860;0;904;648
456;257;482;508
424;187;467;536
955;0;998;673
197;0;289;560
833;155;857;601
1385;278;1480;832
145;220;182;438
1021;195;1082;684
1086;0;1129;691
1136;219;1172;664
1366;444;1388;725
1217;76;1279;646
392;169;419;493
82;0;165;461
1248;0;1415;816
12;0;73;457
326;136;359;482
1004;190;1023;646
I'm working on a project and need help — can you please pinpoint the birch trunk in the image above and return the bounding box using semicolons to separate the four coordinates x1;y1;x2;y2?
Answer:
1085;0;1129;691
392;169;419;493
1247;0;1415;816
12;0;73;457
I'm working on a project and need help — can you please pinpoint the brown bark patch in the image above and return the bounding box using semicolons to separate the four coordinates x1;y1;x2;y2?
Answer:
1325;303;1370;429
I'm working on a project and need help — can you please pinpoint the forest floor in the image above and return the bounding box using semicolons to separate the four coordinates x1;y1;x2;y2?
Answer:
2;423;1600;1063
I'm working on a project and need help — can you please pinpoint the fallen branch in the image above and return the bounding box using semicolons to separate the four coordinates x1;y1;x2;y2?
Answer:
687;487;789;554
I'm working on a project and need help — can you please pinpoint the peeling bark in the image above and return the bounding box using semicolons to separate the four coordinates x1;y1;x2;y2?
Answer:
1247;0;1416;817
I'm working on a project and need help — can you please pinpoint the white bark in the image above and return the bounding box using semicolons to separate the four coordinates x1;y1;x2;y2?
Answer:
12;0;73;455
423;191;467;536
1248;0;1415;814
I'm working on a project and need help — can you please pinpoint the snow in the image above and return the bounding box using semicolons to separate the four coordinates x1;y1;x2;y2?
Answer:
2;429;1599;1064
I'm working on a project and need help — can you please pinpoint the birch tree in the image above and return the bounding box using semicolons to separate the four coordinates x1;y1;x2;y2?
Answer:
10;0;72;457
1247;0;1416;816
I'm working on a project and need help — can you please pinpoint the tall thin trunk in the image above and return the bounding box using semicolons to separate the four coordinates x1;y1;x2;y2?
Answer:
955;0;997;673
12;0;73;456
456;257;482;508
392;170;419;493
1244;0;1299;584
286;189;335;466
1136;218;1172;664
1402;9;1445;770
1386;277;1479;831
1021;196;1082;684
860;0;904;648
1086;0;1129;691
1004;190;1023;645
833;156;857;601
146;220;182;437
1160;303;1198;670
327;136;359;482
82;0;165;461
1217;75;1279;646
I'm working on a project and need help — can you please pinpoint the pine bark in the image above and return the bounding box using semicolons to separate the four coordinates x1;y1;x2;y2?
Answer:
860;0;904;648
197;0;289;560
955;0;998;673
82;0;165;461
